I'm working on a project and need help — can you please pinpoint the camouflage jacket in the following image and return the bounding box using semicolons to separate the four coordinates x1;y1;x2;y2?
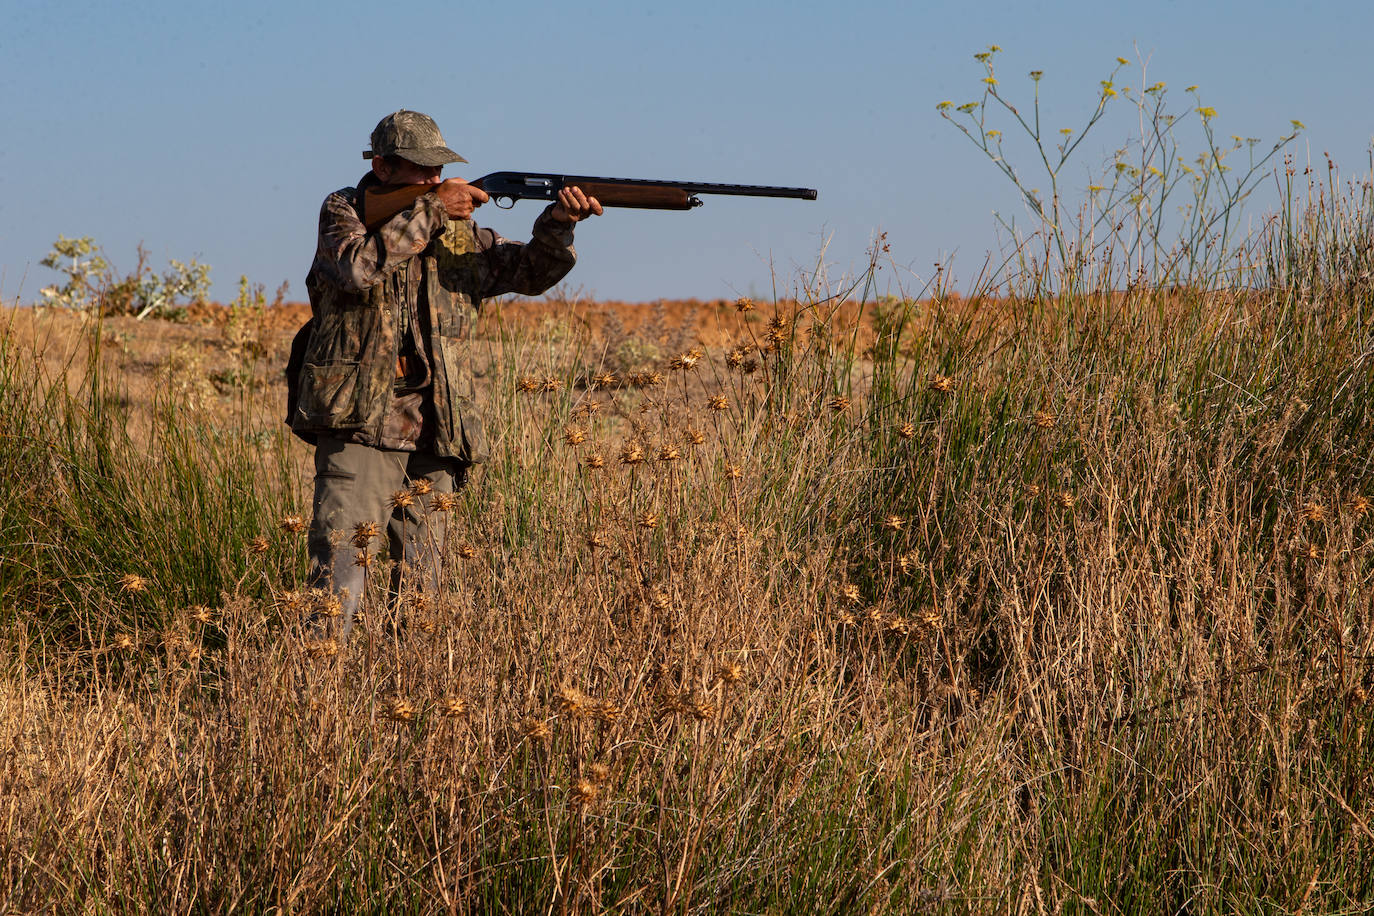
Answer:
292;172;577;462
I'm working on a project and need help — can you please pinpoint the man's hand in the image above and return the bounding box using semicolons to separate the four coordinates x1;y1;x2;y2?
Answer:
550;186;604;223
435;178;490;220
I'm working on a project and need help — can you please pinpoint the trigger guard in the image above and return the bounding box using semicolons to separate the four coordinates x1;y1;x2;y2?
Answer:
494;196;516;209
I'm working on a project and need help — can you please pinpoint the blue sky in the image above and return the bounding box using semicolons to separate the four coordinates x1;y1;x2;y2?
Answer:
3;0;1371;305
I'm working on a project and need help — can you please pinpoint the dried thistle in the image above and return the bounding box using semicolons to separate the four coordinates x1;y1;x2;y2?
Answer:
587;762;611;784
409;478;434;497
669;350;701;371
555;686;591;719
684;428;706;446
1302;502;1327;523
1350;495;1370;517
707;394;730;411
246;536;271;557
1033;410;1057;429
650;589;671;612
592;372;618;389
541;375;563;392
828;396;851;412
718;662;745;686
118;573;150;594
570;779;599;808
519;716;551;743
311;590;343;618
586;530;610;550
517;376;540;393
620;442;646;465
352;521;380;548
353;550;374;569
1056;490;1076;509
883;514;905;532
725;463;743;479
113;633;138;651
591;700;622;723
304;638;339;659
563;426;588;446
689;701;717;722
188;605;216;625
657;444;681;462
583;452;606;469
638;511;660;530
390;490;415;510
929;374;955;393
279;514;308;534
383;698;415;723
896;421;916;439
439;696;469;717
456;542;477;559
432;492;459;512
841;583;862;605
735;296;755;312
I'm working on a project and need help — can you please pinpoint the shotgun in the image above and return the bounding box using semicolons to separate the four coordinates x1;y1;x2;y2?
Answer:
360;172;817;231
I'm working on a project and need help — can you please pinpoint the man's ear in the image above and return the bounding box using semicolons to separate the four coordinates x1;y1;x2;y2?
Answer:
370;157;392;182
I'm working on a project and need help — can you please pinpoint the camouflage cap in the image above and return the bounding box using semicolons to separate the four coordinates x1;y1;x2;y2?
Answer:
363;110;466;166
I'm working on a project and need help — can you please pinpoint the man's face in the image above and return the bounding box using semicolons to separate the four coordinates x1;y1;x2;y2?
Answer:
372;156;443;186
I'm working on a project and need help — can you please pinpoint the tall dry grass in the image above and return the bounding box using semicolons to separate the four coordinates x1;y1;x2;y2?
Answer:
4;167;1374;913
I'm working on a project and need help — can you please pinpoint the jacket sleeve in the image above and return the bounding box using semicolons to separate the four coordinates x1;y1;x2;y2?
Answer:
311;189;449;293
475;205;578;298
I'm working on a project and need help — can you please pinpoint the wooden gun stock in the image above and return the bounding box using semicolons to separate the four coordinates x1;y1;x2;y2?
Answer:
359;172;815;231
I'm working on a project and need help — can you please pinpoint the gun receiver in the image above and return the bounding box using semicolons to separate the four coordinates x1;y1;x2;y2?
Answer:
360;172;817;231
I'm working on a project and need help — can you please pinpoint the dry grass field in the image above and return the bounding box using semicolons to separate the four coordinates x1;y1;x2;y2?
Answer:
4;193;1374;914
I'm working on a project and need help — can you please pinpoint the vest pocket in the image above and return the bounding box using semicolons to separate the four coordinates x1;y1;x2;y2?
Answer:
297;360;363;426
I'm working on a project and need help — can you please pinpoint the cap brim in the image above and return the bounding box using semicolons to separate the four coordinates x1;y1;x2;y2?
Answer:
393;146;466;166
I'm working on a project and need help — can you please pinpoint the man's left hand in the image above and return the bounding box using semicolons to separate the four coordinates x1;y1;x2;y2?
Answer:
550;187;603;223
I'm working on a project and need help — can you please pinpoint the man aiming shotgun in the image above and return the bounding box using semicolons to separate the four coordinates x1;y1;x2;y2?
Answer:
288;109;815;640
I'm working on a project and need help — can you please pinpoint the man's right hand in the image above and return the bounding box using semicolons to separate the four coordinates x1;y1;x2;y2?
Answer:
435;178;490;221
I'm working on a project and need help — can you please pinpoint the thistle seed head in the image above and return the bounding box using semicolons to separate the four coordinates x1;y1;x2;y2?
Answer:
409;478;434;497
584;452;606;469
620;442;646;465
707;394;729;411
828;396;851;412
279;514;308;534
541;375;563;392
555;686;591;719
519;716;551;743
247;536;271;557
304;638;339;659
897;421;916;439
570;778;599;807
735;296;755;312
1033;410;1057;429
1350;495;1370;517
563;426;588;446
118;573;150;594
390;490;415;510
439;695;469;717
352;521;380;548
432;492;459;512
1302;502;1326;523
929;374;955;393
517;376;539;393
383;698;415;723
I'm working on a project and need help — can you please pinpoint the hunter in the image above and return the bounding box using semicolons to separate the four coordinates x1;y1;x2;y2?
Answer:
288;109;602;638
